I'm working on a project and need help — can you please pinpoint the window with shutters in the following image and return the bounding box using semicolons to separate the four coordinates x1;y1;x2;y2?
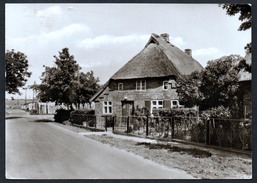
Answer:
103;101;113;114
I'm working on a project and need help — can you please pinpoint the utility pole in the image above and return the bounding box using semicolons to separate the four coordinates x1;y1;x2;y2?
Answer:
23;87;28;109
32;81;36;110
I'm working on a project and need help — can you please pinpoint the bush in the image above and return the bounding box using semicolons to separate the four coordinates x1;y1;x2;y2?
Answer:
200;106;231;119
54;109;72;123
29;109;38;115
70;109;95;125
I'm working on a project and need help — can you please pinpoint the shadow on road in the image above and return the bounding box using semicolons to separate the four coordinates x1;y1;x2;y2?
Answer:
33;119;54;122
6;117;23;120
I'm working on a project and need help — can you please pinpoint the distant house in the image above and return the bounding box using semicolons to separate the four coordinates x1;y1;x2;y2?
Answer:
21;101;37;111
37;102;56;114
90;33;203;117
238;52;252;118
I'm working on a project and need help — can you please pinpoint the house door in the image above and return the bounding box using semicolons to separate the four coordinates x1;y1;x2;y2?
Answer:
122;101;134;117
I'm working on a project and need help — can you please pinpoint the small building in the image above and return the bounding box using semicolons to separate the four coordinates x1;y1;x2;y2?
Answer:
90;33;204;117
37;102;56;114
21;101;36;111
238;52;252;118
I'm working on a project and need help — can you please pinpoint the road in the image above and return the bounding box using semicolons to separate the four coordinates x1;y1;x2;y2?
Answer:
6;109;195;179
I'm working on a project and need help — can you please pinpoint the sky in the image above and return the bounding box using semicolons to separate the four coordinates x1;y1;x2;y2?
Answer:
5;3;251;100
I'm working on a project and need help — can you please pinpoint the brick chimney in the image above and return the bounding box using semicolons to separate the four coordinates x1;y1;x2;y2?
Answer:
160;33;169;42
185;49;192;57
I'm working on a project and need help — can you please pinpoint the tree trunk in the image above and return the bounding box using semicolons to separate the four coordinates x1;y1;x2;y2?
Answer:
70;104;74;111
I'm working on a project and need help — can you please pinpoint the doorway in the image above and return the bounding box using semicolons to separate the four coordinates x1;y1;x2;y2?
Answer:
122;101;134;117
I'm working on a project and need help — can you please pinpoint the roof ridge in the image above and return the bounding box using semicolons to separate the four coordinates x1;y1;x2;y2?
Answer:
145;33;160;47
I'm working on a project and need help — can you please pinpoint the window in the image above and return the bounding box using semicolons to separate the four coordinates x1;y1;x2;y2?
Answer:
151;100;163;113
163;81;169;90
172;100;178;105
136;80;146;91
103;101;113;114
171;100;184;108
118;83;123;91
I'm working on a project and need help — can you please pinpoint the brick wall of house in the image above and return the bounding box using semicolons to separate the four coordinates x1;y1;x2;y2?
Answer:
94;77;179;117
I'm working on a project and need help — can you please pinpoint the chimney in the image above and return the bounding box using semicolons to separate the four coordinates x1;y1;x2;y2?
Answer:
160;33;169;42
185;49;192;57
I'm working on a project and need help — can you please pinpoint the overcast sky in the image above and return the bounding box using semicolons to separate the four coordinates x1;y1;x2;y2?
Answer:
5;3;251;100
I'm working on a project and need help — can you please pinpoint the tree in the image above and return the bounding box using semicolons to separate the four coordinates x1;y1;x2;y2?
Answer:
37;48;80;109
70;71;100;109
5;49;31;94
200;55;243;110
176;71;203;108
177;55;243;111
33;47;100;109
221;4;251;31
221;4;251;53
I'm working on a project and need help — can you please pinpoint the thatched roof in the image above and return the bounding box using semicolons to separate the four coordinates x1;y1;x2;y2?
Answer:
111;33;203;80
90;33;204;102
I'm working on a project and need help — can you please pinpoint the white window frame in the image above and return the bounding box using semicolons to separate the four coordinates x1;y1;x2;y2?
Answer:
136;80;146;91
151;100;163;113
169;79;177;88
118;83;123;91
103;101;113;115
163;81;169;90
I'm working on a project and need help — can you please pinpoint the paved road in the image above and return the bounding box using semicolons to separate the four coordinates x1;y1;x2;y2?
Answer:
6;109;195;179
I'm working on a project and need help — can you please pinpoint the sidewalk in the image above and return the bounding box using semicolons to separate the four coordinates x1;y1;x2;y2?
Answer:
79;130;159;143
78;129;251;159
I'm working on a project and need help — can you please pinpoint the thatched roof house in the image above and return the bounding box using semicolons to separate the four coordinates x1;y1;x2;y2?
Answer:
91;33;203;101
111;33;203;80
90;33;204;117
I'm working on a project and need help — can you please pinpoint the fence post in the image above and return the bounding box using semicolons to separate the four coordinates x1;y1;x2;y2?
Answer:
171;117;175;139
230;120;232;148
205;119;211;145
146;116;149;136
126;116;130;133
105;116;108;131
112;116;115;131
208;118;212;145
169;118;172;140
95;116;97;129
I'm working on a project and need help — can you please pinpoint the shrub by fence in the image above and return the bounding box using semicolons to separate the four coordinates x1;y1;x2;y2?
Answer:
54;109;72;123
70;110;95;126
69;110;113;130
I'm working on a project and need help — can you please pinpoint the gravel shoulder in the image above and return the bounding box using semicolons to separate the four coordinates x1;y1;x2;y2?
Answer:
51;122;252;179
